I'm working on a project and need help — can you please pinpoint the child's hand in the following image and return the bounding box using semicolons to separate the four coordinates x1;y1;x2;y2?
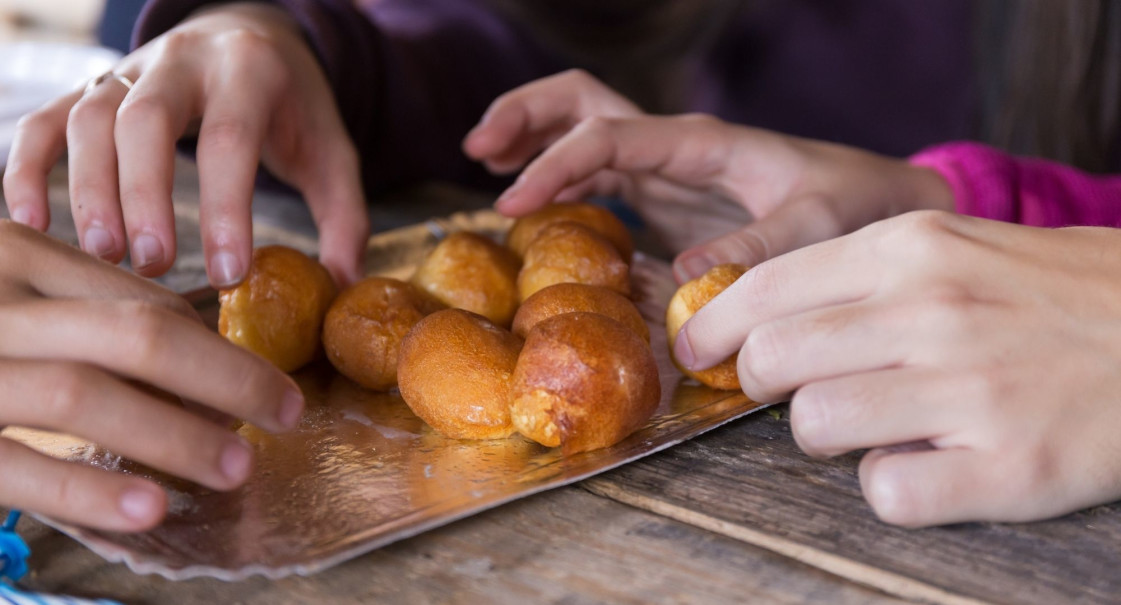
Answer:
463;69;642;175
678;211;1121;526
3;3;368;288
0;220;303;531
473;78;953;283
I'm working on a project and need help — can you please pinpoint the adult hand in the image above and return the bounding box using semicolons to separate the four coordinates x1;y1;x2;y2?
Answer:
0;220;304;531
676;211;1121;526
2;2;367;288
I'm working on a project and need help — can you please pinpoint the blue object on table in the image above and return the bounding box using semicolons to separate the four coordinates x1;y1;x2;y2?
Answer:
0;512;28;583
0;512;122;605
98;0;148;54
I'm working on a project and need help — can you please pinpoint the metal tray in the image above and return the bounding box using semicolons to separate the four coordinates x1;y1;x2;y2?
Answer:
7;210;769;580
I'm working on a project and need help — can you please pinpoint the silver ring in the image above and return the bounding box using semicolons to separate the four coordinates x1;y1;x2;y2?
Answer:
84;72;135;95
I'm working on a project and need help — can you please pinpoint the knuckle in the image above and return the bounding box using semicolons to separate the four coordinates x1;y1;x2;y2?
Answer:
575;115;617;137
884;210;963;261
676;112;721;129
742;259;782;302
218;27;272;54
789;385;832;454
115;300;172;362
222;29;288;80
739;323;786;396
561;68;596;86
43;362;95;420
200;118;254;153
158;29;203;56
861;461;921;526
573;114;618;141
67;97;117;133
116;96;170;131
14;110;50;135
1;167;34;205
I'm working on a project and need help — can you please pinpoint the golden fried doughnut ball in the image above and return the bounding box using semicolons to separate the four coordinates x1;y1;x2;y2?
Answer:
218;245;337;372
665;263;748;390
411;232;521;327
516;221;630;301
512;283;649;343
398;309;524;440
511;312;660;453
323;277;445;391
506;202;633;262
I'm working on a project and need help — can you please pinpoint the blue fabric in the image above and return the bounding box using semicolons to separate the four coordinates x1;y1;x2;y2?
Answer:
98;0;148;54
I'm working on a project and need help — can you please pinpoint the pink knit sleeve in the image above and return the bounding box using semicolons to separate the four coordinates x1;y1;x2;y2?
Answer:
909;141;1121;228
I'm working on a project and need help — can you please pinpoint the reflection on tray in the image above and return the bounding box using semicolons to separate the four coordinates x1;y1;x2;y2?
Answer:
8;210;768;580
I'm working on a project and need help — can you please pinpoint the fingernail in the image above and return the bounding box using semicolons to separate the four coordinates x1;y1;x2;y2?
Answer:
278;387;304;429
10;206;31;225
674;329;696;369
119;487;162;522
84;226;115;259
220;440;252;484
209;250;244;289
132;233;165;269
679;254;715;281
495;178;525;208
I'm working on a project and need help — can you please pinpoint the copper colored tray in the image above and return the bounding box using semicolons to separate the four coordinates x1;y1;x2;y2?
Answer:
7;211;769;580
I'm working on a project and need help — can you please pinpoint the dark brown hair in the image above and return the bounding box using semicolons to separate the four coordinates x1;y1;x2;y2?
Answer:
978;1;1121;172
489;0;1121;171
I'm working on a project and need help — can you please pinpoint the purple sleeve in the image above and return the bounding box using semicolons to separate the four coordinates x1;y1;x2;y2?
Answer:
910;142;1121;228
134;0;565;195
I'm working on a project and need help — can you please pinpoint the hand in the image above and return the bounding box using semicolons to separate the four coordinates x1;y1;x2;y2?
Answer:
0;220;304;531
676;211;1121;526
473;83;952;282
2;2;368;288
463;69;642;175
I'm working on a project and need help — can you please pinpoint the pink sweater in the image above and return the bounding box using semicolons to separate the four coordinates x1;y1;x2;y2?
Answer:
910;142;1121;228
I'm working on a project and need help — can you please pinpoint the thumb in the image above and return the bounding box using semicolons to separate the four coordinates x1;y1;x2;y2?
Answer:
299;144;369;287
672;194;844;283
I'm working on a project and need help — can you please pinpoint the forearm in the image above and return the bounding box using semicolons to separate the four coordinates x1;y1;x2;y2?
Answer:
135;0;565;195
910;142;1121;227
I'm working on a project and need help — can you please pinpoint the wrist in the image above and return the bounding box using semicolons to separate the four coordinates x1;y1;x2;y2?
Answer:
902;165;956;214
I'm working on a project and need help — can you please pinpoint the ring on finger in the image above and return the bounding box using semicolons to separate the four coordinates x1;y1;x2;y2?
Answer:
84;72;135;96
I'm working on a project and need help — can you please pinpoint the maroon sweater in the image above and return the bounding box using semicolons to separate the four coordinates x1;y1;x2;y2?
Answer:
135;0;976;195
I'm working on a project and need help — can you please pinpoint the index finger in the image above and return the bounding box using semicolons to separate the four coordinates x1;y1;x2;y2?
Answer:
674;231;880;372
0;298;303;432
463;69;640;168
494;114;732;216
2;89;82;230
0;220;198;321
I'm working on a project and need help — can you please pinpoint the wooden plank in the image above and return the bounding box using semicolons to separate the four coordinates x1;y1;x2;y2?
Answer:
13;487;904;604
584;409;1121;605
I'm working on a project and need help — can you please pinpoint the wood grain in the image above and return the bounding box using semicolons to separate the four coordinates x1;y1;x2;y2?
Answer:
585;408;1121;605
13;488;903;605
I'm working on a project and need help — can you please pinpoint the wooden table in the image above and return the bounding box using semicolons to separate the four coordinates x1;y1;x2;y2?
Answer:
2;161;1119;605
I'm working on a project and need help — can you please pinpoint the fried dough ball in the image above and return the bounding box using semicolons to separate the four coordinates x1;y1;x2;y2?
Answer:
506;201;634;262
512;283;649;343
398;309;524;440
411;232;521;327
218;245;337;372
323;277;445;390
665;263;748;390
517;221;630;301
511;312;660;454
